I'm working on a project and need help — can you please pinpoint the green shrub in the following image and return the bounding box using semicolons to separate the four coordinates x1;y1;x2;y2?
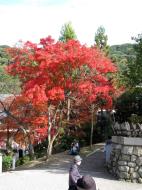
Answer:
16;155;30;166
34;140;47;158
22;155;30;164
115;87;142;122
16;159;21;167
2;155;12;171
35;150;46;158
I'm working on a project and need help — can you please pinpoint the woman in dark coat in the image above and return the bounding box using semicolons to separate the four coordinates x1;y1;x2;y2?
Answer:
68;155;82;190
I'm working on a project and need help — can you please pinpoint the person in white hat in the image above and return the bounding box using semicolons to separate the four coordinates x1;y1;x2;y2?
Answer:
68;155;82;190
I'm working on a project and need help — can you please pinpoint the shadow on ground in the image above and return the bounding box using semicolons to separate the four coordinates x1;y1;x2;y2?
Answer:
14;144;117;181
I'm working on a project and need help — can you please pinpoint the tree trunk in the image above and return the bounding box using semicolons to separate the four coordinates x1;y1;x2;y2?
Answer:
6;126;10;149
29;143;35;158
46;131;59;159
46;140;53;159
46;106;52;160
90;104;95;149
46;104;62;159
67;98;70;121
90;109;94;148
28;135;35;159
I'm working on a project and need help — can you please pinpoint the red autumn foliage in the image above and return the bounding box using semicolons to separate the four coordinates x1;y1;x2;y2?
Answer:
7;38;116;105
6;37;117;156
0;95;48;145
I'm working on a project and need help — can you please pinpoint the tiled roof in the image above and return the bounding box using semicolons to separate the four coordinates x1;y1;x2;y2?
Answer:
0;94;14;101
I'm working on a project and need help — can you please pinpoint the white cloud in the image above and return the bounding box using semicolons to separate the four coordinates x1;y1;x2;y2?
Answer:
0;0;142;46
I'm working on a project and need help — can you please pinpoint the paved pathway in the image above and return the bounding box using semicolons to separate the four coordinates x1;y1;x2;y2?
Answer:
0;146;142;190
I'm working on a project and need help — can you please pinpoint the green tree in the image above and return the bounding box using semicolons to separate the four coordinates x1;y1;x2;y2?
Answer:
0;45;10;65
130;34;142;86
115;87;142;123
110;43;136;62
114;34;142;88
59;22;77;135
94;26;109;55
0;66;21;94
59;22;77;42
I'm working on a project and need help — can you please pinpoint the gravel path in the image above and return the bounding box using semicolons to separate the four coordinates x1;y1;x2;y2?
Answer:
0;146;141;190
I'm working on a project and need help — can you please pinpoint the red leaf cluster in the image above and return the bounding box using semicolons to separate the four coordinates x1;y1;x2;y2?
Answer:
6;37;117;145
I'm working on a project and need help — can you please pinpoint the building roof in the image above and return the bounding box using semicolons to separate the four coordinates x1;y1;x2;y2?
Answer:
0;94;14;101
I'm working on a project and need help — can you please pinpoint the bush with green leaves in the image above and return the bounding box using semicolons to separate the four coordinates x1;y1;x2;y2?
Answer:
34;140;47;158
115;87;142;122
2;155;12;171
16;155;30;166
0;65;21;94
129;114;142;124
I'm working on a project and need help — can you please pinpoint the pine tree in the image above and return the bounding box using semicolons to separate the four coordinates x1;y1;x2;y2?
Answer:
59;22;77;42
94;26;109;55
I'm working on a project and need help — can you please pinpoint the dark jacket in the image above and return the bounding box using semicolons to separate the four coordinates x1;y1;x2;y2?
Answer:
69;163;82;187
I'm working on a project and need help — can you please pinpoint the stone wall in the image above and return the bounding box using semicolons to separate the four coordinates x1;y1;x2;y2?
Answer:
108;136;142;183
113;122;142;137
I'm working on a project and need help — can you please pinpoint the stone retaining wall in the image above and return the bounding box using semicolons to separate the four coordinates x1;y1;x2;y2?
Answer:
113;122;142;137
108;136;142;183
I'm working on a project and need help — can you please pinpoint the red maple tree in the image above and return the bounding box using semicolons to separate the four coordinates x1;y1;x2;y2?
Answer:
7;37;117;158
0;95;48;156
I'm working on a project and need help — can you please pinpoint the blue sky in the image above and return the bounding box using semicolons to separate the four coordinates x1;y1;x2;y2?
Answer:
0;0;142;46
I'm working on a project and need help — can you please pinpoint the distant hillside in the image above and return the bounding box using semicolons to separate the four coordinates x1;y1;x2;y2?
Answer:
109;43;136;61
0;43;137;93
0;45;21;94
0;43;136;64
0;45;10;65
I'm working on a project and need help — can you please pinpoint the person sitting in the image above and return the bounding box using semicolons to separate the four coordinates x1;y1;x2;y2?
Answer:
70;140;80;155
74;140;80;153
77;175;96;190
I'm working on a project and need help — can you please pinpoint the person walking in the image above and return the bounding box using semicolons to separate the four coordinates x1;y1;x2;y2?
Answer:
104;136;112;165
68;155;82;190
12;149;19;170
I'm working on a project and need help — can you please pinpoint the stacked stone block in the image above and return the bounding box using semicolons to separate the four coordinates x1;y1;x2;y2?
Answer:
113;122;142;137
109;142;142;183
